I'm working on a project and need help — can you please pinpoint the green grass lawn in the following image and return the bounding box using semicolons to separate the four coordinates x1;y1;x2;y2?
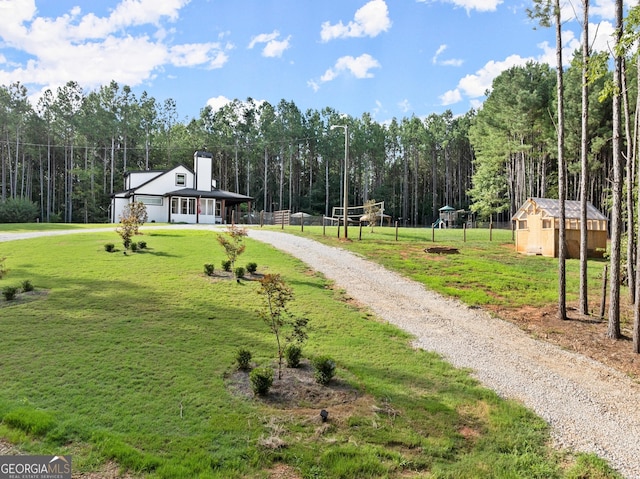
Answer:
283;224;609;311
0;225;620;478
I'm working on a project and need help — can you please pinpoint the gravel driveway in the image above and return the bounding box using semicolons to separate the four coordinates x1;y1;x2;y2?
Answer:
247;229;640;479
1;225;638;477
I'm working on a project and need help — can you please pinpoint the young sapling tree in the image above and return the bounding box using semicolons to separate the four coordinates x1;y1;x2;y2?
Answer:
216;225;247;271
116;201;148;250
121;201;148;235
257;274;308;379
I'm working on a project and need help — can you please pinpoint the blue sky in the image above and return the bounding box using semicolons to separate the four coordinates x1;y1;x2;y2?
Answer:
0;0;620;123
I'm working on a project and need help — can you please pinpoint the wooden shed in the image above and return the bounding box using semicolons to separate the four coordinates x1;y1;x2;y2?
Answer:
512;197;608;258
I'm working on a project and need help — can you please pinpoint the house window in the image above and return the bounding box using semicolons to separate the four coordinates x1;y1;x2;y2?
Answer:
171;197;195;215
137;195;162;206
175;173;186;186
201;199;216;216
182;198;195;214
518;220;527;230
542;219;552;229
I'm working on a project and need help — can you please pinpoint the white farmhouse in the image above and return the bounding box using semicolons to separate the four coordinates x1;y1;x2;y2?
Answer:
111;151;253;224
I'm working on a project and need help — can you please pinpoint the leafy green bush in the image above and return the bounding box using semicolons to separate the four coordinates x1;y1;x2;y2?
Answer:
2;286;18;301
0;198;39;223
235;347;252;370
221;260;232;272
234;266;245;279
21;280;34;292
130;241;138;252
137;241;147;249
204;263;215;276
104;243;115;253
312;356;336;385
246;262;258;274
284;344;302;368
249;367;274;396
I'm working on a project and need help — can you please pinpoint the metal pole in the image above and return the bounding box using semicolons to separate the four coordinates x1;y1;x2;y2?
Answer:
343;125;349;239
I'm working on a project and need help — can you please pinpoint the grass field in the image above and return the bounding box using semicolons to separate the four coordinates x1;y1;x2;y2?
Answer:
282;224;609;310
0;224;620;478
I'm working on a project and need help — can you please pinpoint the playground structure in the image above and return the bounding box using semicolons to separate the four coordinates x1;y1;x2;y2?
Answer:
325;201;390;226
432;205;473;229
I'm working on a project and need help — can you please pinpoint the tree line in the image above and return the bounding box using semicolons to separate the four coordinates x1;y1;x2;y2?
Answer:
0;80;475;226
0;53;625;229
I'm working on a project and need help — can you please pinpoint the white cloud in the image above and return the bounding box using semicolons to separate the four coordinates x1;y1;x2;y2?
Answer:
398;99;411;112
0;0;227;92
439;88;462;106
456;54;530;99
591;0;616;21
432;44;447;63
416;0;502;13
262;37;291;57
248;31;280;49
249;30;291;58
307;79;320;92
320;54;381;83
321;0;391;42
588;20;616;54
432;44;463;66
169;43;230;69
206;95;232;112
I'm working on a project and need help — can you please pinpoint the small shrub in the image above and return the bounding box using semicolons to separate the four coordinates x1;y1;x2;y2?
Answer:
246;262;258;274
104;243;115;253
284;344;303;368
312;356;336;385
2;286;18;301
130;242;138;252
137;241;147;249
21;280;34;292
235;347;252;370
204;263;215;276
222;260;232;272
249;367;274;396
234;266;245;279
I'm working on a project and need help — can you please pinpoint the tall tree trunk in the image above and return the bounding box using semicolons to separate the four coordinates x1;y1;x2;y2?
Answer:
634;56;640;353
623;58;636;304
608;0;624;339
579;0;590;315
110;137;115;195
264;147;268;212
555;0;567;321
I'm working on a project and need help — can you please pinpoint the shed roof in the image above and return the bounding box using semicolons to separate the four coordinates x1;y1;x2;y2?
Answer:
512;197;608;221
164;188;253;206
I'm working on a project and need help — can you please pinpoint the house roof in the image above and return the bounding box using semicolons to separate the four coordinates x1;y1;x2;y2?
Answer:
512;197;608;221
165;188;253;206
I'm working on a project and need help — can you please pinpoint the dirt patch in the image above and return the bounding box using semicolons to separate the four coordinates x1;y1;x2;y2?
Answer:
490;301;640;380
74;461;136;479
0;290;49;308
227;360;363;411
